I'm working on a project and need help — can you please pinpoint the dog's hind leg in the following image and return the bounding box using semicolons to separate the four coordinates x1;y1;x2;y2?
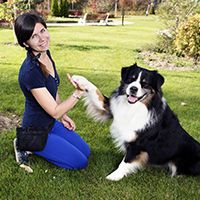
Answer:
106;151;148;181
192;161;200;175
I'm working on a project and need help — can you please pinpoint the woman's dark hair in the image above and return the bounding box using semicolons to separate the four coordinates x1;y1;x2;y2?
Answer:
14;12;47;50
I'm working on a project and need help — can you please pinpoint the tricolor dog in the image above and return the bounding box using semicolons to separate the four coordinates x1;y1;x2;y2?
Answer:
71;64;200;181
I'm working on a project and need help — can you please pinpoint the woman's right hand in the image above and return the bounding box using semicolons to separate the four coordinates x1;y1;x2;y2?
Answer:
61;114;76;130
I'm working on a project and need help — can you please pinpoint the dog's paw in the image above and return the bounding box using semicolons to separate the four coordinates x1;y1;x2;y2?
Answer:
71;75;96;91
106;170;124;181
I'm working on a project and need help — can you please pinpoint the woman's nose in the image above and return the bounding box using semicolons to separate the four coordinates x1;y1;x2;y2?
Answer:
38;33;45;41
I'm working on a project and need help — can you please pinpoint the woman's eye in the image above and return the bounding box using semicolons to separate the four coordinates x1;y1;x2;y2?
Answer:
31;35;36;39
41;28;45;33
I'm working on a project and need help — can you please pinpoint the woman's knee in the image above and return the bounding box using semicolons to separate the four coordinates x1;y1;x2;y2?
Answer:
72;154;89;170
48;155;89;170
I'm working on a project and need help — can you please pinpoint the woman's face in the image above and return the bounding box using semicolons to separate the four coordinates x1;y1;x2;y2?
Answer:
26;23;50;53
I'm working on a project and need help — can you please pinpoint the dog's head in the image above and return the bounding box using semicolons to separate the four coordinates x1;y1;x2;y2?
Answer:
120;63;164;104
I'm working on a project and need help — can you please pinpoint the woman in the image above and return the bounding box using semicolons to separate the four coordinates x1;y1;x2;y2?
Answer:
13;12;90;171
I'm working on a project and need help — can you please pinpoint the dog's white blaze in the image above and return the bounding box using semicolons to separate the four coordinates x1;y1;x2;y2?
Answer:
106;158;141;181
110;95;150;152
126;72;144;97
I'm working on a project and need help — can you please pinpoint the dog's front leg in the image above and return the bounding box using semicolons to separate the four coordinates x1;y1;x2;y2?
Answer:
106;151;148;181
71;75;110;121
106;158;140;181
71;75;105;110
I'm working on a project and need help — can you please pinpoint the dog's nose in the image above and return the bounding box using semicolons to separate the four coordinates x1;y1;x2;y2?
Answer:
130;86;138;94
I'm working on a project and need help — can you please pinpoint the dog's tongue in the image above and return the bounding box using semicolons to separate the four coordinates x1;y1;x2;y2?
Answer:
128;95;138;103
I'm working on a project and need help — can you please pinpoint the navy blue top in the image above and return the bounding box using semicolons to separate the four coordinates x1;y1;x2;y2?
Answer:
18;50;60;128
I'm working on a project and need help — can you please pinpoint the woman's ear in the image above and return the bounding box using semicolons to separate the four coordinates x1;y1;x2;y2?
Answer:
23;42;29;48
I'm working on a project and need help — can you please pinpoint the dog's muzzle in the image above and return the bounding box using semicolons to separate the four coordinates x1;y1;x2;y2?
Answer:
127;93;148;104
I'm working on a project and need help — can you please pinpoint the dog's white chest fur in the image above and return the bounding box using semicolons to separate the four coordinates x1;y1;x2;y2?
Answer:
110;96;150;152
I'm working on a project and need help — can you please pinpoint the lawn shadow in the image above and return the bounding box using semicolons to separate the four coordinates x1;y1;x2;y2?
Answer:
54;43;110;51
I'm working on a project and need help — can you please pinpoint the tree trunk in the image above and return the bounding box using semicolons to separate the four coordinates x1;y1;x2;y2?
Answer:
121;6;125;26
120;0;125;26
11;0;18;45
114;0;118;17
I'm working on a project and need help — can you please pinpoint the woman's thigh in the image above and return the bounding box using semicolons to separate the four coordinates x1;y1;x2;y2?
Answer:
50;121;90;158
35;133;88;169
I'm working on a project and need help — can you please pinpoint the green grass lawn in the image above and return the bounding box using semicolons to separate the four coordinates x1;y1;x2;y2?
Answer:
0;15;200;200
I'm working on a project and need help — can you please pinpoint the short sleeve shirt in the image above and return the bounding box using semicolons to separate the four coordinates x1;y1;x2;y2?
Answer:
19;50;60;127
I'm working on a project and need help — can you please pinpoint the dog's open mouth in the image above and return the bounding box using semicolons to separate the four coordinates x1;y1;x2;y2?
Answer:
127;93;148;104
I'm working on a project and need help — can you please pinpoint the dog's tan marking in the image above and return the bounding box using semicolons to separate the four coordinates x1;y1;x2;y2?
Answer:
134;151;149;165
96;88;109;113
96;88;105;102
141;91;155;107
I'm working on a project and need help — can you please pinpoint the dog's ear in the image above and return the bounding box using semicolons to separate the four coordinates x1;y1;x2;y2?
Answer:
121;64;137;82
153;71;164;88
121;67;129;82
133;62;138;67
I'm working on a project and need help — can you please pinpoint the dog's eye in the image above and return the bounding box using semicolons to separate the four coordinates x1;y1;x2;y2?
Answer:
132;75;136;79
125;78;133;84
141;79;147;84
141;80;149;88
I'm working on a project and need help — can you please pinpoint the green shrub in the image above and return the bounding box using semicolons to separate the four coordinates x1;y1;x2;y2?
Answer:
60;0;69;18
51;0;60;17
175;14;200;60
155;0;200;55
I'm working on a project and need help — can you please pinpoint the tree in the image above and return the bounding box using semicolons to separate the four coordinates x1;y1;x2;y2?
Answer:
60;0;69;17
69;0;88;11
158;0;200;31
85;0;114;13
119;0;125;25
154;0;200;55
113;0;132;26
114;0;118;17
51;0;59;16
119;0;148;25
0;0;48;44
0;0;34;44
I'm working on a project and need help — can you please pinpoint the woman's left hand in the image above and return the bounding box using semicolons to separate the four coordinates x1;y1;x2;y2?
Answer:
67;73;86;92
61;114;76;131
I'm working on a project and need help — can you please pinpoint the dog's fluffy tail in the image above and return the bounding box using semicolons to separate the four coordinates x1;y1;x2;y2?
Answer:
72;75;111;122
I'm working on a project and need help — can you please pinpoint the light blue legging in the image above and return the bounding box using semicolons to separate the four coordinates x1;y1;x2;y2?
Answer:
34;120;90;169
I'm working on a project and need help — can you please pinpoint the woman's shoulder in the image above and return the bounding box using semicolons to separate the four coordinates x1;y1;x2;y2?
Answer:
19;58;44;83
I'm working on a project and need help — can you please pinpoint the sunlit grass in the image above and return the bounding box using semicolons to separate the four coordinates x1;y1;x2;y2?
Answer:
0;15;200;200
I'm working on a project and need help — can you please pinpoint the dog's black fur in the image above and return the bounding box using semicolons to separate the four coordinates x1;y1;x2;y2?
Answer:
72;64;200;180
118;65;200;176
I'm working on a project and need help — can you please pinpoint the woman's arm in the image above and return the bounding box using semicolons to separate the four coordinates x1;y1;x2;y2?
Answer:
31;87;83;119
56;92;62;104
55;91;76;130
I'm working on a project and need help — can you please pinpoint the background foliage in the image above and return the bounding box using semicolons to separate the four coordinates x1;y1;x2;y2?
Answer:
156;0;200;58
175;14;200;61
